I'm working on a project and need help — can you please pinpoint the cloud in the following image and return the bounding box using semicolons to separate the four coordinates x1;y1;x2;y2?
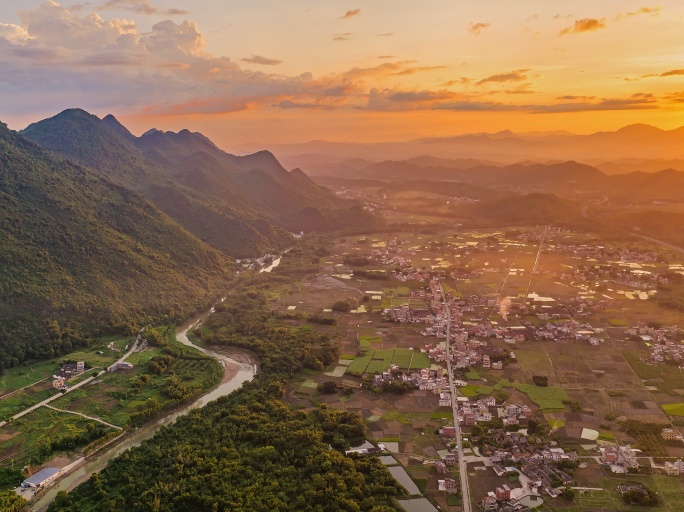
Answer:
278;100;329;109
0;2;666;121
99;0;189;16
333;33;352;41
533;95;657;113
468;22;490;35
636;68;684;80
660;69;684;77
377;55;395;59
443;77;473;86
341;9;360;19
504;84;538;95
378;32;394;37
559;18;606;35
477;69;530;85
390;65;447;76
241;54;282;66
556;95;596;101
619;6;660;18
0;23;30;44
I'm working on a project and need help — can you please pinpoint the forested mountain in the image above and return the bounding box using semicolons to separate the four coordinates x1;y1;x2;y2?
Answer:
0;120;233;369
22;109;379;258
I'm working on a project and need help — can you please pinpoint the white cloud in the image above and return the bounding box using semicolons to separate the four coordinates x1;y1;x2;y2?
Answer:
0;23;30;44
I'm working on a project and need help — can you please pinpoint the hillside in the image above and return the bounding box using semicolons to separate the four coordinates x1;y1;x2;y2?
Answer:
0;121;234;370
22;110;379;257
463;193;582;224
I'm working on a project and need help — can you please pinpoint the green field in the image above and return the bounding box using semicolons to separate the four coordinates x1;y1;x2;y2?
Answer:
409;352;431;370
514;350;552;371
662;403;684;416
346;349;432;376
391;349;414;369
459;385;480;397
0;407;116;468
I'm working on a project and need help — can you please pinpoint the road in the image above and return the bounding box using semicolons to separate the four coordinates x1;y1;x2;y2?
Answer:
632;233;684;256
0;328;144;428
109;327;145;370
581;195;608;218
439;281;472;512
0;370;105;427
43;405;122;431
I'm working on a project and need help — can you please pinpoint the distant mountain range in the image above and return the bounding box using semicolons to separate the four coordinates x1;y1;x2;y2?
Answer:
22;109;377;258
246;124;684;175
314;157;684;203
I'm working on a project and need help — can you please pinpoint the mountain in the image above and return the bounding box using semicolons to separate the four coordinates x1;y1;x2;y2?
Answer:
345;159;607;192
0;121;234;370
240;124;684;170
21;109;377;258
464;193;582;224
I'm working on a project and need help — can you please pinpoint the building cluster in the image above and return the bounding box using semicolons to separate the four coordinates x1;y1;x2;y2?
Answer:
474;431;580;510
52;361;85;390
372;365;447;392
599;444;639;472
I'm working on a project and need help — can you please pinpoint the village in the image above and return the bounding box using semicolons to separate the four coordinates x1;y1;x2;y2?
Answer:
278;226;684;511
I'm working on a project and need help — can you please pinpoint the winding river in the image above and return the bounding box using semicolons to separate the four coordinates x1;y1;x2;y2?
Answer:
31;303;258;511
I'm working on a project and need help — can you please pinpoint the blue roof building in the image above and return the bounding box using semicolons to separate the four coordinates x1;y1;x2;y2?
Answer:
21;467;60;488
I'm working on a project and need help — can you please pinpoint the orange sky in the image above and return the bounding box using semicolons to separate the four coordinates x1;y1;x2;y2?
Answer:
1;1;683;146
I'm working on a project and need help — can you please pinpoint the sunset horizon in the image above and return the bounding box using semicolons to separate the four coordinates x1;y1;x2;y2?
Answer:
1;1;683;146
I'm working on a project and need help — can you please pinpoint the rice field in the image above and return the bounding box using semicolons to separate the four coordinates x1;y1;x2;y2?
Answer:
346;349;432;376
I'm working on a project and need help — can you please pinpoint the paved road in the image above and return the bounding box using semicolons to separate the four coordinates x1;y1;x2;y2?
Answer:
109;327;145;370
440;281;472;512
43;405;122;431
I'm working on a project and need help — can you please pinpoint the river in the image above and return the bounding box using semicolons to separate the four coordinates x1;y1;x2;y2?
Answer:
31;304;257;511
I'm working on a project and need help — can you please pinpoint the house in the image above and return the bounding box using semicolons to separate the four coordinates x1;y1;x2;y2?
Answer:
444;478;458;493
56;361;85;377
109;362;134;372
442;425;456;437
445;452;457;466
496;484;511;501
22;467;60;488
52;377;66;389
482;494;498;511
662;428;683;441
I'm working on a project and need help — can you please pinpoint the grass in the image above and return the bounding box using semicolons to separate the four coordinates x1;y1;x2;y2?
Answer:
431;412;453;420
347;349;431;376
459;385;480;397
662;403;684;416
0;386;59;420
391;348;413;369
409;352;431;370
0;406;116;467
547;419;565;429
477;385;494;395
514;350;552;371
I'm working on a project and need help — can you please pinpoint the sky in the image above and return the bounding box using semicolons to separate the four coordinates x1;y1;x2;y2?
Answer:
0;0;683;147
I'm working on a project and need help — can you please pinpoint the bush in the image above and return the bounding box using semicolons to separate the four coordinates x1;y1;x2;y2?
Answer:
332;301;351;313
317;381;338;394
532;375;548;387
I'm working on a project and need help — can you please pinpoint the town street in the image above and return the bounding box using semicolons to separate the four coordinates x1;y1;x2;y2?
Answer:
440;281;473;512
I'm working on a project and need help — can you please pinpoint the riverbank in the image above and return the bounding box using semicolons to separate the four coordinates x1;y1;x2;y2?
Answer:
29;315;255;511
